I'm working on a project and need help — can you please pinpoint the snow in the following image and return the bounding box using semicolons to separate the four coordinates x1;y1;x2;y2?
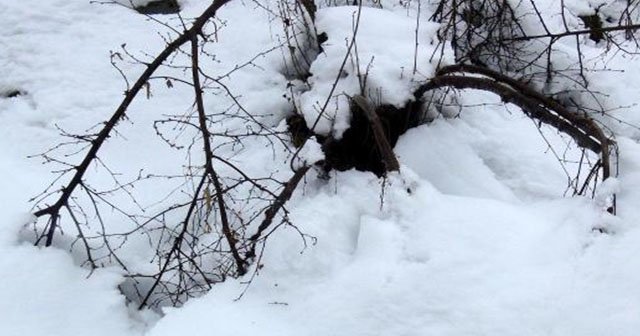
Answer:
294;136;324;168
0;155;137;336
0;247;137;336
145;172;635;336
299;5;442;137
1;0;640;335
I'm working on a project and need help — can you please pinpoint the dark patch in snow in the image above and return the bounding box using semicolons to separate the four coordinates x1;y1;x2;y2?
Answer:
317;32;328;53
579;13;604;43
321;100;421;176
287;100;422;177
287;114;314;148
1;89;25;98
136;0;180;15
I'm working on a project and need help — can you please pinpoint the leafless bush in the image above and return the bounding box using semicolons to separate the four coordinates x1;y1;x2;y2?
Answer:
30;0;319;309
28;0;640;309
421;0;640;209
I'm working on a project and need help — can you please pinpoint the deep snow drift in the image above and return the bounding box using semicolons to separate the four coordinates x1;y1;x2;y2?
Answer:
2;0;640;335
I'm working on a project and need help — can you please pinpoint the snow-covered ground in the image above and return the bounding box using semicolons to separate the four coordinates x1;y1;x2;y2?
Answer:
2;0;640;335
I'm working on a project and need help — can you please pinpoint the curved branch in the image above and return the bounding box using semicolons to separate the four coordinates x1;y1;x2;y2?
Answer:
432;64;613;180
415;73;613;180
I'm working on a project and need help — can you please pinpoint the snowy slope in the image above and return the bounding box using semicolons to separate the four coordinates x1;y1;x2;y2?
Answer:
2;0;640;335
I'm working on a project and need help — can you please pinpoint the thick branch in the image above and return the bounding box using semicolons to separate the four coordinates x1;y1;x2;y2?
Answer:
245;165;310;260
352;95;400;173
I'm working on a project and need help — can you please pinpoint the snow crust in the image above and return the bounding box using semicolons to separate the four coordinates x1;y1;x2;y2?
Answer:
2;0;640;335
